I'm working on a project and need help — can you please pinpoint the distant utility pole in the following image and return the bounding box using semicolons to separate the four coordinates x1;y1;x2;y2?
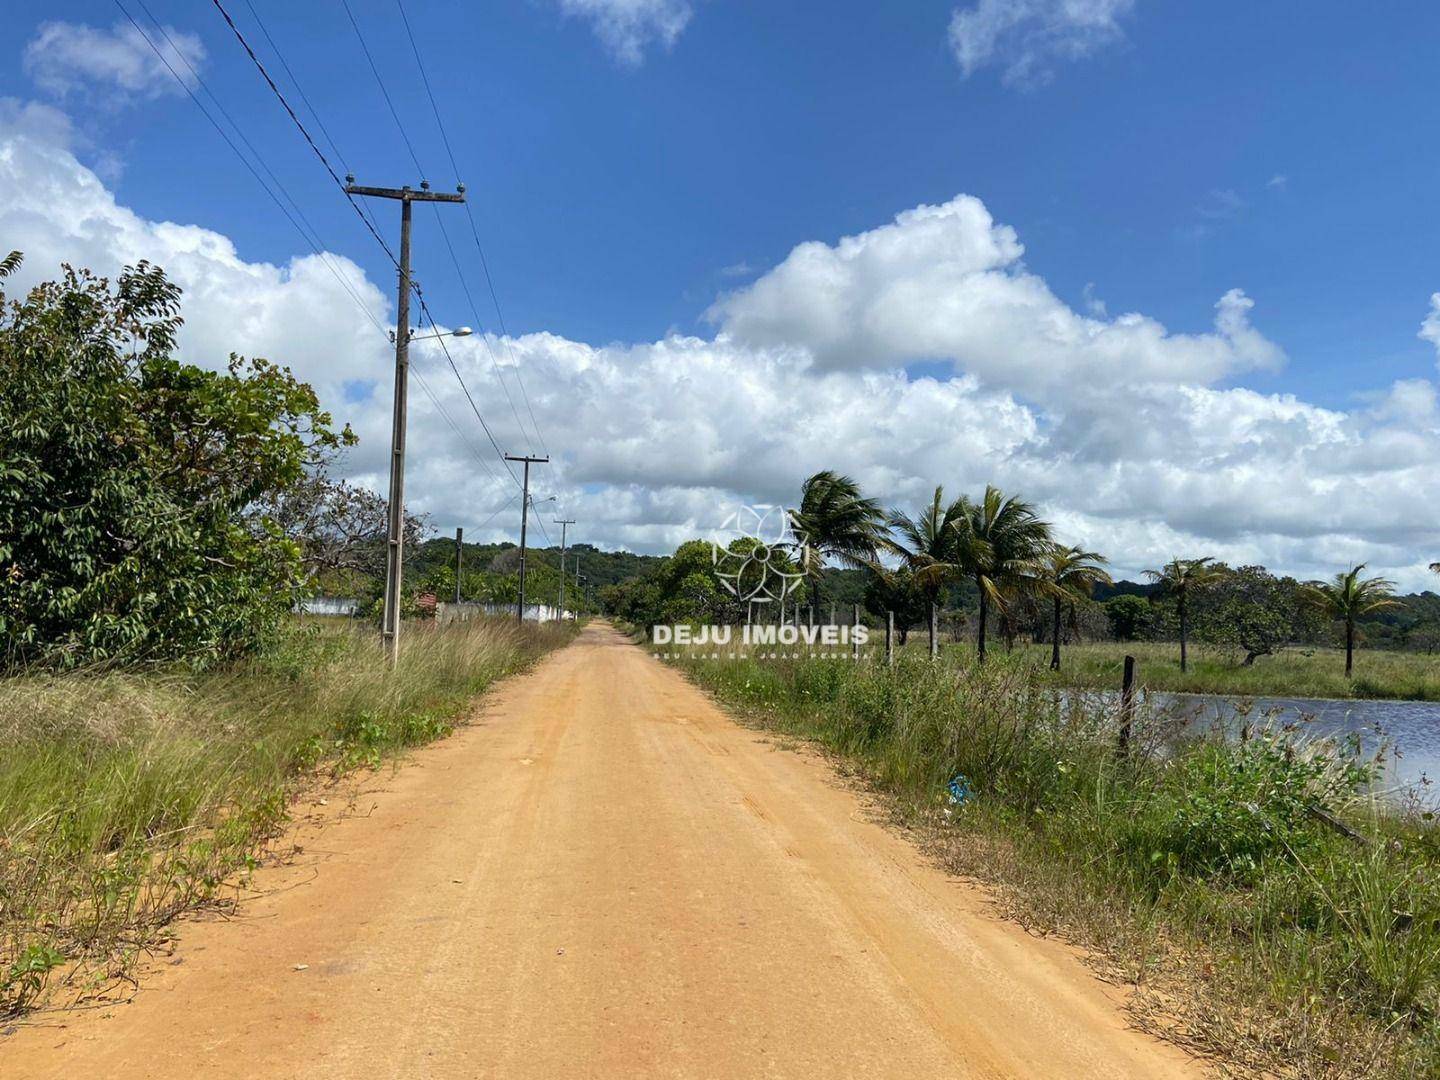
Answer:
453;527;464;604
345;178;465;667
505;454;549;622
554;518;575;618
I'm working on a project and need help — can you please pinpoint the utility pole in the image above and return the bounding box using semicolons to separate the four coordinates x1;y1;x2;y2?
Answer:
505;454;549;622
553;518;575;619
453;527;463;604
345;178;465;667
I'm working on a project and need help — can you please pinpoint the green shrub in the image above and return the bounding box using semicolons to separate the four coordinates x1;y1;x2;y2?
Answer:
1127;732;1376;883
0;258;353;670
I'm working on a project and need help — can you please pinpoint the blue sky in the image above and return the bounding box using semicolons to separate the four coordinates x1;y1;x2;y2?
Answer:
8;1;1438;402
3;0;1439;583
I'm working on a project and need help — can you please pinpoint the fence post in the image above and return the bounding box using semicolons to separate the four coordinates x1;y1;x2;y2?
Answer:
1118;654;1136;759
886;610;894;667
852;603;860;661
929;603;938;660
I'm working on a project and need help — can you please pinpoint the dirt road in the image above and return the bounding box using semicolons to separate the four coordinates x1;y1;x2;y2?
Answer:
4;622;1202;1079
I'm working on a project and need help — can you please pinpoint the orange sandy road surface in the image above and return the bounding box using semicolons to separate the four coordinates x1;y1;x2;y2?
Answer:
3;621;1205;1079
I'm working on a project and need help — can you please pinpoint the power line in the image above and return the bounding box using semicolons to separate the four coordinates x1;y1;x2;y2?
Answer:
329;6;537;495
388;0;533;453
236;0;387;242
530;498;554;547
473;490;521;533
411;366;501;485
394;0;553;462
393;0;461;180
126;0;510;501
125;1;513;529
209;0;563;545
414;292;523;490
339;0;425;175
431;207;536;452
240;0;351;172
208;0;400;269
137;3;331;257
213;1;525;503
115;0;386;340
463;202;552;460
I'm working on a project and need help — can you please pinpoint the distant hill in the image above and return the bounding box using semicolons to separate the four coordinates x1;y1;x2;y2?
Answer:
407;538;664;589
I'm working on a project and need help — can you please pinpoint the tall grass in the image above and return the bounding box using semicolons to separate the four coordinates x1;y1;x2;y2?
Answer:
678;649;1440;1078
0;617;572;1015
946;639;1440;701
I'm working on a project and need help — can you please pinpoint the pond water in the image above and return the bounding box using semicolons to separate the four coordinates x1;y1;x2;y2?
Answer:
1153;692;1440;804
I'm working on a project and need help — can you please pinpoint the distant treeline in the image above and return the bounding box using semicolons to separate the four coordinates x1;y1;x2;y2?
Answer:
591;471;1440;668
602;553;1440;655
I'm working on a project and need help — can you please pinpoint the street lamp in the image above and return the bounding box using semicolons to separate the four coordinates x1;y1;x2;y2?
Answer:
389;326;473;344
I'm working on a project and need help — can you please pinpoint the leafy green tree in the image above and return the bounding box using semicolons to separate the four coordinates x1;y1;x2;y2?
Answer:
862;566;929;645
1302;564;1401;677
1144;557;1223;673
1193;565;1316;665
1104;594;1150;641
951;486;1053;663
789;471;885;616
1408;620;1440;654
0;257;352;668
1036;546;1110;670
604;538;807;629
883;486;968;657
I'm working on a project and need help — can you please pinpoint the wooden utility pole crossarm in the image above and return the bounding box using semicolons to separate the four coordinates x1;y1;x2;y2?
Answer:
344;184;466;203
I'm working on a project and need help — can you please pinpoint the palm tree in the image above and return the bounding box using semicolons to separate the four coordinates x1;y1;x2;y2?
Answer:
951;486;1053;663
1037;545;1111;671
788;471;886;621
882;487;968;658
1143;557;1223;673
1302;564;1401;677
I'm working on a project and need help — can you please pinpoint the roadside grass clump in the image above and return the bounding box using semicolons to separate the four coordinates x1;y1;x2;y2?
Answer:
677;648;1440;1078
0;616;573;1016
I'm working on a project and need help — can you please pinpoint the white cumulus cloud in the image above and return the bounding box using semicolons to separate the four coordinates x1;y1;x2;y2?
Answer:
948;0;1135;87
1420;293;1440;366
709;195;1284;402
23;20;204;103
556;0;692;65
2;103;1438;590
